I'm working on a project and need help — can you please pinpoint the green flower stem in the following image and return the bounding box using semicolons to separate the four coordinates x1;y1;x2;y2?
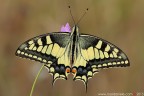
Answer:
29;64;45;96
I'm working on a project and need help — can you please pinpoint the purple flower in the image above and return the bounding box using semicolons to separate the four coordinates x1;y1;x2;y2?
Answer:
60;23;71;32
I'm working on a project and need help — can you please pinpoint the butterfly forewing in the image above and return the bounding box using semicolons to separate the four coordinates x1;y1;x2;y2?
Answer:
15;32;71;82
80;34;129;67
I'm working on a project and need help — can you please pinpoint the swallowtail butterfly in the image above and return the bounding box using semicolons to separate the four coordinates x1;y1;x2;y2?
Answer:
16;6;130;90
15;23;130;90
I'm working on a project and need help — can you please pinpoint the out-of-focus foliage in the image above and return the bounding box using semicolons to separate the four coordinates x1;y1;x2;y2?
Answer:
0;0;144;96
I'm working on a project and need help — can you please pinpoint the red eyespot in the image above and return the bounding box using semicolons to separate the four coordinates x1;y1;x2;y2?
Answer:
72;68;77;74
66;68;70;73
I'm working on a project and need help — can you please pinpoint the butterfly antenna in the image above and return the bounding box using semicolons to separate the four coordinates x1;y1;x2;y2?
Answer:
65;0;75;24
76;8;89;25
68;5;76;24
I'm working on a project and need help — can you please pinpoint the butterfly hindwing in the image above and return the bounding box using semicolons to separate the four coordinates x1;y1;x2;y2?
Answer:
72;34;130;87
15;32;71;84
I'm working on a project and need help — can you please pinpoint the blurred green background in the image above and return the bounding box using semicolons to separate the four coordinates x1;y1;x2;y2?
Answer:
0;0;144;96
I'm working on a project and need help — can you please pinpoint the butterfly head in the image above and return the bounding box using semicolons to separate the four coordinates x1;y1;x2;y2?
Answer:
71;25;79;36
